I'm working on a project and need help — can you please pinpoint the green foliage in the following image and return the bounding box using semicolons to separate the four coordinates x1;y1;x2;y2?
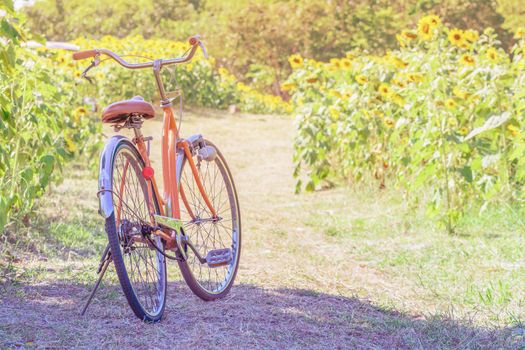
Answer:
21;0;521;92
288;15;525;233
215;0;406;93
497;0;525;34
23;0;197;40
0;1;101;232
66;36;290;114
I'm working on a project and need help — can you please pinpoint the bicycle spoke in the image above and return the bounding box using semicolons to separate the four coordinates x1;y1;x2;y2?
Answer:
179;144;239;294
111;148;165;317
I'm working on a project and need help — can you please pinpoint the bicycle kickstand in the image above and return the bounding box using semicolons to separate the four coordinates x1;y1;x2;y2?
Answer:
80;244;112;316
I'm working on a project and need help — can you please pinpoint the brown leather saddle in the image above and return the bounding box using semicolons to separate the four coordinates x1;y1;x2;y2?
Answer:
101;96;155;124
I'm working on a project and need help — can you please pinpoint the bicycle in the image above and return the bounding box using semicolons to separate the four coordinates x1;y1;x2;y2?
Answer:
74;35;241;323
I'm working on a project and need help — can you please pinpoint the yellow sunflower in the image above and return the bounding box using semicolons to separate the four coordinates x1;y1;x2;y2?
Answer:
329;107;341;121
64;135;78;153
448;117;458;127
507;124;520;137
330;58;342;69
459;54;475;66
514;27;525;40
356;75;368;85
329;90;343;99
392;93;405;107
341;58;352;69
378;83;391;97
75;107;87;115
305;74;318;84
487;47;498;61
345;52;356;60
464;29;479;43
417;15;441;40
425;15;441;27
288;54;304;69
342;89;353;99
393;78;407;88
417;20;433;40
281;82;296;91
453;87;470;100
396;34;407;47
445;99;457;109
384;117;395;128
459;127;469;136
448;29;465;47
391;56;407;69
406;73;423;83
460;41;472;50
402;29;418;40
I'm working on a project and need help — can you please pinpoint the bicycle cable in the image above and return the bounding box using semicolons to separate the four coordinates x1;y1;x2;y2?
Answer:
93;50;192;137
97;189;184;261
145;235;184;261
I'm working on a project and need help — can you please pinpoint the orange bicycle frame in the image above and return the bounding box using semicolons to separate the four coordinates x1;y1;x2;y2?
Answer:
79;37;218;245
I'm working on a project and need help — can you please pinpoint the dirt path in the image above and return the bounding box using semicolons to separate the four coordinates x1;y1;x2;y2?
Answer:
0;110;519;349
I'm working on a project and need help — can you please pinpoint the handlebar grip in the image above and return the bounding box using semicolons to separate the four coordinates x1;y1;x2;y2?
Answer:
188;35;200;46
72;49;98;61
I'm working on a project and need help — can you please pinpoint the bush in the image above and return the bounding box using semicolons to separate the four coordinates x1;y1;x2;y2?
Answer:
0;1;101;231
288;15;525;232
23;0;521;93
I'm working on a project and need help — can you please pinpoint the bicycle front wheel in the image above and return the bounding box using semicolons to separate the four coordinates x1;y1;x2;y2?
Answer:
104;140;167;322
177;139;241;300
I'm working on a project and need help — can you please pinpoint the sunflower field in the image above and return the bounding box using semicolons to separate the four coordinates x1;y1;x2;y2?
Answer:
0;2;101;231
287;15;525;232
51;36;291;115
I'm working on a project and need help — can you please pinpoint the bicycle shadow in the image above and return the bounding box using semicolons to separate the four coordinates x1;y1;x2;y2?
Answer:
0;280;521;349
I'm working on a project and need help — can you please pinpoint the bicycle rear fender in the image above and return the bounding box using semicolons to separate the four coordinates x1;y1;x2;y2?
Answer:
98;135;129;218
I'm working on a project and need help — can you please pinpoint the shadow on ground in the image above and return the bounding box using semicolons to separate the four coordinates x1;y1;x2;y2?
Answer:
0;281;521;349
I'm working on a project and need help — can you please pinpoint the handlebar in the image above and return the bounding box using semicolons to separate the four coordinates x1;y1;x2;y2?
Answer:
72;35;207;70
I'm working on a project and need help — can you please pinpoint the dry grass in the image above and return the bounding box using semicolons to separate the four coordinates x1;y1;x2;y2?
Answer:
1;109;524;349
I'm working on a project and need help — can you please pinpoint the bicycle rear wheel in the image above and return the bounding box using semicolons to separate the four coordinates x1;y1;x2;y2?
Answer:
104;141;167;322
177;139;241;300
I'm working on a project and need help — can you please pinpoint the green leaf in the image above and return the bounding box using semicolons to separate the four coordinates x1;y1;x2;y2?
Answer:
463;112;511;141
414;163;436;188
305;180;315;192
0;196;7;232
458;166;473;183
0;0;14;12
39;154;55;188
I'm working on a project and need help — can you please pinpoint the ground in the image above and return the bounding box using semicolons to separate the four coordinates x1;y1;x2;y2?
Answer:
1;110;524;349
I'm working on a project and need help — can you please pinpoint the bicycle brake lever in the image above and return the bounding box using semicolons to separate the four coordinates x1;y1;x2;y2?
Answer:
80;55;100;84
199;41;209;60
82;74;94;84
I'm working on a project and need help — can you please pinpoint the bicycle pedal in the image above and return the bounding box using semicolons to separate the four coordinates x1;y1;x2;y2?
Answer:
205;248;232;268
